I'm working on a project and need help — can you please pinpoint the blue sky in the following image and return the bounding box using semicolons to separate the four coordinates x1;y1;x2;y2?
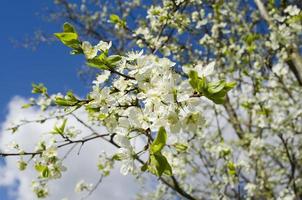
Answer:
0;1;89;199
0;1;88;122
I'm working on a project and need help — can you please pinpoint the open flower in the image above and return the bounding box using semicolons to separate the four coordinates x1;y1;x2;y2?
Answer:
96;40;112;52
82;41;98;59
82;40;112;59
195;61;215;77
93;71;111;86
74;180;92;192
126;50;144;61
115;135;136;175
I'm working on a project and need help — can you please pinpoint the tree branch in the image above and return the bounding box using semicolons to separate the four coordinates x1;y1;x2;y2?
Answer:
254;0;302;86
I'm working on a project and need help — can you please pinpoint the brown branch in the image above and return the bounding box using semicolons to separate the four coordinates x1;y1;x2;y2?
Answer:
108;68;135;80
0;133;109;158
278;134;298;197
254;0;302;86
223;95;244;139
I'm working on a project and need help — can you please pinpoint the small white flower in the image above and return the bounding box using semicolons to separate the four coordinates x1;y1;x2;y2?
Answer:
93;71;111;85
244;183;257;196
96;40;112;52
32;181;48;198
74;180;92;192
277;188;295;200
195;61;215;77
82;40;112;59
120;159;135;175
272;62;288;76
115;135;131;148
284;5;300;16
126;50;144;61
82;41;98;59
115;135;136;175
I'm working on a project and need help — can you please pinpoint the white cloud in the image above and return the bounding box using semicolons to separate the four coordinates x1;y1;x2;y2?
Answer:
0;96;140;200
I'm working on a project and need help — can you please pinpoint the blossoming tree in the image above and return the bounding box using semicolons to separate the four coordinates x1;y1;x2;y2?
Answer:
1;0;302;199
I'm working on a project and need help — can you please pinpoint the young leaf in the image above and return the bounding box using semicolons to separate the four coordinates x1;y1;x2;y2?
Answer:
52;119;67;135
149;153;172;176
188;71;199;89
227;162;236;176
18;160;27;171
107;55;122;66
54;23;82;52
54;32;78;46
224;81;237;91
63;22;76;33
173;143;188;152
150;127;167;154
32;83;47;94
207;80;225;94
55;97;77;106
109;14;126;28
86;52;110;70
110;14;121;24
35;164;45;172
86;58;109;70
42;167;50;178
22;103;34;109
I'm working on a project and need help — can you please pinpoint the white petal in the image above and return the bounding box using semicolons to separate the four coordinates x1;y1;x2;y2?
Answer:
93;71;111;85
120;160;134;175
82;41;98;59
115;135;131;148
96;40;112;52
203;61;215;76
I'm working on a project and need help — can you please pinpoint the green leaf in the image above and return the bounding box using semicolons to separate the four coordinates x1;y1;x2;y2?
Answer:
224;81;236;91
188;71;207;93
146;127;172;176
188;71;199;89
141;163;148;172
112;154;122;161
107;55;122;65
148;153;172;176
109;14;126;28
66;91;78;102
86;53;110;70
110;14;121;24
54;32;78;45
70;48;83;55
197;77;207;92
35;164;45;172
219;148;231;158
18;160;27;171
55;97;77;106
150;127;167;154
63;22;76;33
173;143;188;152
54;23;82;52
98;113;108;120
227;162;236;176
22;103;34;109
52;119;67;135
86;58;109;70
188;71;236;104
207;80;225;94
209;96;226;104
204;81;236;104
244;33;260;45
54;92;80;107
32;83;47;94
42;167;50;178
